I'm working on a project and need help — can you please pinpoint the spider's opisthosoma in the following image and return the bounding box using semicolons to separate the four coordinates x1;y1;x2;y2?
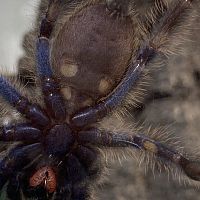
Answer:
0;0;200;199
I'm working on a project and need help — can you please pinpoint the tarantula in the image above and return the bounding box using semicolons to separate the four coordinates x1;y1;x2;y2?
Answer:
0;0;200;199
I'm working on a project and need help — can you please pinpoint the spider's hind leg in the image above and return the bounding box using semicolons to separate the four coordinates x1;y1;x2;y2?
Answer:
36;0;69;121
78;127;200;183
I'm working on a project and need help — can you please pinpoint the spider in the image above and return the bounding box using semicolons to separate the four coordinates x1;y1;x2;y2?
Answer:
0;0;200;199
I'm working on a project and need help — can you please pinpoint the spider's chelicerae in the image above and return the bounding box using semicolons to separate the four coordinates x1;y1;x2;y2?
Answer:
0;0;200;199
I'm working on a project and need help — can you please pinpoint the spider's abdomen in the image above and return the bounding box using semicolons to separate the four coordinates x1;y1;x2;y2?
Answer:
52;3;134;114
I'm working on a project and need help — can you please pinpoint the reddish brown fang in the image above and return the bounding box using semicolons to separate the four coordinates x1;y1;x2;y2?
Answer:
29;166;57;193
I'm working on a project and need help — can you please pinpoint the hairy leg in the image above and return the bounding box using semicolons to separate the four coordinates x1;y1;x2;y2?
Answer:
78;127;200;181
0;123;42;143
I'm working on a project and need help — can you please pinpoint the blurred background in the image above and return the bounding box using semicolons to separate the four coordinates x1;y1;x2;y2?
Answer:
0;0;200;200
0;0;39;74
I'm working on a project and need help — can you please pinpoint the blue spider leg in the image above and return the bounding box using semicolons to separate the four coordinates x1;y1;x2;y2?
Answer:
36;39;67;122
70;0;194;128
78;128;200;182
0;143;42;191
0;123;42;143
0;77;49;128
36;0;67;121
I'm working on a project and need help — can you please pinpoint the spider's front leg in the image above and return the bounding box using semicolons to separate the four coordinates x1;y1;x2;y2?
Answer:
0;1;68;129
77;128;200;182
36;0;68;122
0;123;42;143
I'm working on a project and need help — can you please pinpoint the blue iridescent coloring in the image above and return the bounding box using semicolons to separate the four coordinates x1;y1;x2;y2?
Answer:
36;38;53;78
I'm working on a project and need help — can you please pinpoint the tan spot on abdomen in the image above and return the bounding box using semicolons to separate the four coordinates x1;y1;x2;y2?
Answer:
143;141;158;153
61;86;72;100
60;59;78;77
99;77;113;94
82;98;93;107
